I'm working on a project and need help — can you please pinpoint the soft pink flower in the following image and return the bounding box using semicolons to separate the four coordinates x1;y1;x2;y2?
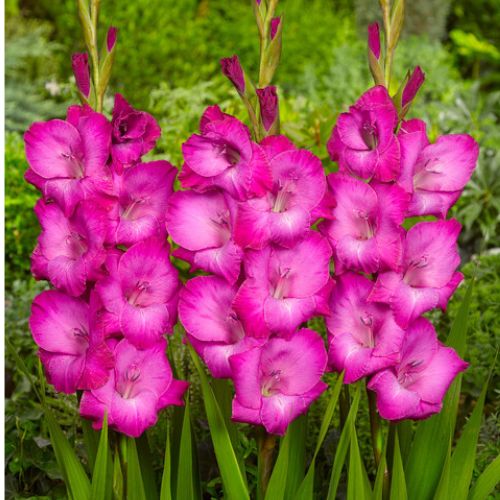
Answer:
166;190;243;283
234;137;326;248
180;106;272;200
320;173;408;274
230;328;327;435
80;339;188;437
111;94;161;170
398;120;479;218
369;219;463;328
368;317;468;420
179;276;263;378
233;231;333;337
96;238;180;348
327;86;400;181
30;290;114;394
220;55;245;94
24;108;112;216
32;200;108;296
327;273;405;383
109;160;176;246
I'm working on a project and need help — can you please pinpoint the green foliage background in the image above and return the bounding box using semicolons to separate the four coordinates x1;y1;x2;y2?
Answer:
4;0;500;497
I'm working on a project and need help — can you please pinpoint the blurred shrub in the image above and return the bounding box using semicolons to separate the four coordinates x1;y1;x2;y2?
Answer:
5;132;39;286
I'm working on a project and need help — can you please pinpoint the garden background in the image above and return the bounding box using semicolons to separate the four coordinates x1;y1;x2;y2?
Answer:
4;0;500;497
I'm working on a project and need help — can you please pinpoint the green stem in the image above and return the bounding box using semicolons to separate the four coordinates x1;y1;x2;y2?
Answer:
90;0;101;111
257;429;277;499
368;389;383;467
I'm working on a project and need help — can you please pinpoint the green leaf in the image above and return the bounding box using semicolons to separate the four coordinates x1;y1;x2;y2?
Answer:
347;423;371;500
176;399;197;500
112;450;124;500
137;434;159;500
295;372;344;500
160;423;172;500
45;409;91;500
126;437;147;500
468;454;500;500
264;434;290;500
406;278;474;500
434;440;452;500
189;345;249;500
82;419;100;472
373;442;388;500
284;414;307;497
91;414;111;500
327;384;362;500
449;376;490;499
390;432;407;500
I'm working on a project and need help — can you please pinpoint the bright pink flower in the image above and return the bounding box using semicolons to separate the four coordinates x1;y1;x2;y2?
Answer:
402;67;425;108
233;231;333;337
179;276;263;378
111;94;161;170
320;173;408;274
234;137;326;248
368;23;381;60
368;318;467;420
230;328;327;435
96;238;180;348
326;273;405;383
369;219;463;328
327;86;400;181
109;160;176;246
180;106;272;200
32;200;108;296
166;190;243;283
220;55;245;94
398;120;479;218
30;290;114;394
71;53;91;99
256;86;279;131
24;108;112;216
80;339;188;437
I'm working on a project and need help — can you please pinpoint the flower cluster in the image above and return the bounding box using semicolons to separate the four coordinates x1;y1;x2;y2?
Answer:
323;78;478;419
173;106;331;435
25;96;188;437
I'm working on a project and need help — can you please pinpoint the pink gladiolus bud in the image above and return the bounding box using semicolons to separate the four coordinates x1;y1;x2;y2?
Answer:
270;16;281;40
368;23;381;60
71;52;91;99
256;86;279;131
402;66;425;108
368;318;468;420
230;328;328;435
80;339;188;437
106;26;118;52
220;55;246;94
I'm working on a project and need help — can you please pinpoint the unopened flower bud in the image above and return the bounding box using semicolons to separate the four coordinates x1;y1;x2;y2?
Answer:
107;26;118;53
402;66;425;108
368;23;381;60
220;55;245;94
257;86;278;131
71;52;91;99
271;17;281;40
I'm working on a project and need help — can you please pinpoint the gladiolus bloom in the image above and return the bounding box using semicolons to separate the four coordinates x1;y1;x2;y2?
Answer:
230;328;328;435
368;318;468;420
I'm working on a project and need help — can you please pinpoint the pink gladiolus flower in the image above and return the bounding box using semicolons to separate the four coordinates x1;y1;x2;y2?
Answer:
327;273;405;383
367;23;381;60
230;328;328;435
233;231;333;337
31;200;108;296
110;160;176;246
179;276;263;378
24;108;112;216
368;317;468;420
327;86;400;181
166;190;243;283
398;120;479;218
220;55;245;94
180;106;272;200
80;339;188;437
235;137;326;248
369;219;463;328
71;53;91;99
320;173;408;274
402;66;425;108
256;86;279;131
96;238;180;348
111;94;161;170
30;290;114;393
